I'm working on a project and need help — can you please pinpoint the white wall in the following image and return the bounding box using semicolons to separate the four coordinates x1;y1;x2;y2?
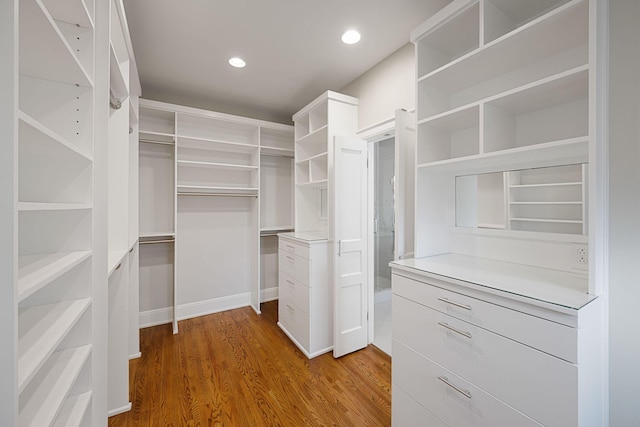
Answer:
608;1;640;425
340;43;415;131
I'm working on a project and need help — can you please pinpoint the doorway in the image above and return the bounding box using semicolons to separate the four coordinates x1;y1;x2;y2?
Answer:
371;136;395;355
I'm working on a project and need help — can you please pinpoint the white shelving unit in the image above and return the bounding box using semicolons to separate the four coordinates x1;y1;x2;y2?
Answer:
7;0;97;425
137;99;294;332
279;91;362;359
106;0;140;417
393;0;605;425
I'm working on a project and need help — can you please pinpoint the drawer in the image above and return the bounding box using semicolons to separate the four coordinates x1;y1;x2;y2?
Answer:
279;294;309;349
393;295;577;427
279;239;310;259
279;272;309;314
279;250;310;285
392;273;577;363
393;341;543;427
392;384;445;427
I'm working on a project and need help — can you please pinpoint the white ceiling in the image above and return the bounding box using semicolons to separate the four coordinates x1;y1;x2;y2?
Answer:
123;0;451;123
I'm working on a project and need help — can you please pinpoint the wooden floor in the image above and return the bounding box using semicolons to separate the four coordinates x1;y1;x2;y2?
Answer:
108;301;391;426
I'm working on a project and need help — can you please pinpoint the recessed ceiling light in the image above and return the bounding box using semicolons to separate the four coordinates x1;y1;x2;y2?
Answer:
228;57;246;68
341;30;361;45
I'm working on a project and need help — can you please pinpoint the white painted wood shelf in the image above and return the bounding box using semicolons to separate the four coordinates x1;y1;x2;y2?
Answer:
51;391;92;427
18;251;92;302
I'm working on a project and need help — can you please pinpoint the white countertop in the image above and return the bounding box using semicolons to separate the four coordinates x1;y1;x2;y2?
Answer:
390;253;597;311
278;231;328;242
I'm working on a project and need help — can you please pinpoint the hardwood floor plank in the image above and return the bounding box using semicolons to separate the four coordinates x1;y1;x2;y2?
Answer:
109;301;391;426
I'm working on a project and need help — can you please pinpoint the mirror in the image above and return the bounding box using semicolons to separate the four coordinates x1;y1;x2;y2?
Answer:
456;163;587;235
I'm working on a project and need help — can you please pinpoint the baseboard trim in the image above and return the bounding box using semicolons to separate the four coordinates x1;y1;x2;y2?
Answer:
139;307;173;329
177;292;251;321
108;402;132;417
128;352;142;360
141;290;279;329
277;321;332;359
261;286;279;302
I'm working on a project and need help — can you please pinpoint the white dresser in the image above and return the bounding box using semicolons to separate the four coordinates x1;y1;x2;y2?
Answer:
277;232;332;358
391;255;604;427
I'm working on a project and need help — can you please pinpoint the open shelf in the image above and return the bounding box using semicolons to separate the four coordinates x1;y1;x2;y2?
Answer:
177;114;259;145
20;0;93;88
416;0;587;118
51;391;92;427
42;0;94;29
417;104;479;164
19;345;92;427
139;107;175;134
415;1;480;77
18;251;91;302
19;112;92;163
484;0;571;43
18;299;91;393
18;202;92;211
261;146;294;157
260;127;294;152
139;131;175;145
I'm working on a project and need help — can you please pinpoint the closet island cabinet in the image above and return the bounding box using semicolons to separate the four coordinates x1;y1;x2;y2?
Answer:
392;0;605;426
2;0;140;424
137;99;294;335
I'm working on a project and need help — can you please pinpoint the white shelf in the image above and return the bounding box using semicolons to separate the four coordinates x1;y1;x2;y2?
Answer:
43;0;94;30
417;0;587;91
108;249;128;276
177;160;258;171
19;345;92;427
510;201;582;205
18;251;92;302
296;151;328;164
139;131;175;145
296;124;328;144
20;0;93;87
511;217;583;224
51;391;92;427
296;179;328;188
19;112;93;162
510;182;582;188
260;146;294;157
18;202;92;211
18;299;91;393
178;135;259;153
417;136;588;173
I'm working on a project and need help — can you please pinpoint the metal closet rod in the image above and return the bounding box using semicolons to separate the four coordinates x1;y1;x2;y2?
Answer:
260;152;294;159
140;238;175;245
177;192;258;198
140;139;175;146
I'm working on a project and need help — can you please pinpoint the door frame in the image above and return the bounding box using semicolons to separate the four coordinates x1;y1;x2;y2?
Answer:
357;117;396;344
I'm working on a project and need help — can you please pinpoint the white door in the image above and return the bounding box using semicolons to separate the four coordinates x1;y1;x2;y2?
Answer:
394;109;416;261
332;136;368;358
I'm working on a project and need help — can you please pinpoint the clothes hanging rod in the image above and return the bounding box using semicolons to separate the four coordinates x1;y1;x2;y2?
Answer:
140;139;175;146
177;192;258;198
260;152;294;159
139;239;175;245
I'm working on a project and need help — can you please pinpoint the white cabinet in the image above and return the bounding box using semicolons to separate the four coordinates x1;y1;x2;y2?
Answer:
396;0;605;425
280;91;369;358
137;99;294;332
391;262;603;427
277;234;331;357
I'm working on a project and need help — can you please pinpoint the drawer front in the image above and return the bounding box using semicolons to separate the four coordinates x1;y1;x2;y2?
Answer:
393;384;445;427
393;295;577;427
279;239;310;259
279;250;311;286
279;294;309;348
392;273;577;363
393;341;543;427
279;272;310;314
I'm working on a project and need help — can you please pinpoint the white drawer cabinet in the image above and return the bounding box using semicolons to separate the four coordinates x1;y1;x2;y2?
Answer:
391;262;604;427
277;234;332;358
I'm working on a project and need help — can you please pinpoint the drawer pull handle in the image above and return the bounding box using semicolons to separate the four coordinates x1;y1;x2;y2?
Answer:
438;322;472;339
437;297;471;311
438;376;472;399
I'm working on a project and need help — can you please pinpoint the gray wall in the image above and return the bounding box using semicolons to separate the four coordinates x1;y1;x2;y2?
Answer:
608;0;640;425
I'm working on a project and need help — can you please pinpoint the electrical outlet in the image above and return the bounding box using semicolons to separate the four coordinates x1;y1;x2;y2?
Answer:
574;247;588;270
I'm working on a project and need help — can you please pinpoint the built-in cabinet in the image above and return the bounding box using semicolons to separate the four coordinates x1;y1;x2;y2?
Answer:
137;99;294;332
280;91;369;359
3;0;139;424
392;0;604;425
